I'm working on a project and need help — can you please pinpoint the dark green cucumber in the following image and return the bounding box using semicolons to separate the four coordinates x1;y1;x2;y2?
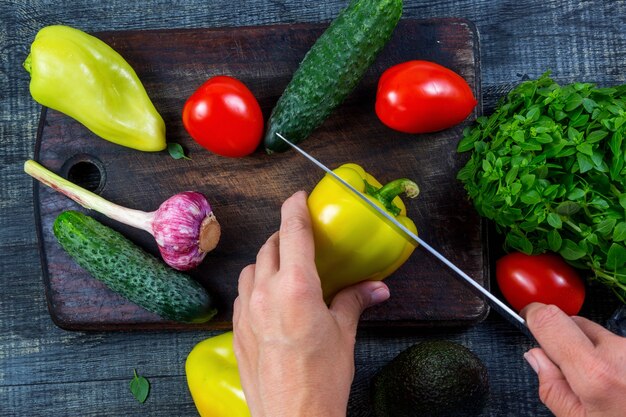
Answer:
53;211;217;323
264;0;402;153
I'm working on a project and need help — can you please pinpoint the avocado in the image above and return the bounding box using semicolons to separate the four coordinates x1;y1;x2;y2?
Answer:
371;340;489;417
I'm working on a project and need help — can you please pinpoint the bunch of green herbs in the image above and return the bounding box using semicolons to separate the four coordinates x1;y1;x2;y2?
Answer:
457;73;626;302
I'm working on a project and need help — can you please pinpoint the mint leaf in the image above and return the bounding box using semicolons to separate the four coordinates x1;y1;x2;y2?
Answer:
556;201;581;216
560;239;586;261
586;130;608;143
130;369;150;403
520;190;542;205
596;218;617;237
167;143;191;160
547;213;562;229
547;229;563;251
567;188;586;200
614;222;626;242
607;243;626;270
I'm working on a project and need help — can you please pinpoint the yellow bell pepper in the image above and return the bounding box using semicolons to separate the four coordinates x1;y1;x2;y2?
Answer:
23;25;166;152
308;163;419;301
185;331;250;417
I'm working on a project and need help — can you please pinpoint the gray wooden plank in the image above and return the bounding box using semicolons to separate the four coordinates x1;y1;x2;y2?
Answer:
1;375;199;417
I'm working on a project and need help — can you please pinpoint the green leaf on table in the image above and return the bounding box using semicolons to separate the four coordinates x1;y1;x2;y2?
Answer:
130;369;150;403
167;142;191;160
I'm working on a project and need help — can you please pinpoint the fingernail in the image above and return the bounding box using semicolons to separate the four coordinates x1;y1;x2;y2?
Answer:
524;351;539;374
369;285;390;304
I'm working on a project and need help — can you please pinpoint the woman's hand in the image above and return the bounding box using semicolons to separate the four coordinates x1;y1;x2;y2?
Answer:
232;191;390;417
523;303;626;417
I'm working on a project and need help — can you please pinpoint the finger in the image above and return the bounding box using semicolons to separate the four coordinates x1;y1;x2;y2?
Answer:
522;303;595;376
330;281;390;334
237;264;256;303
232;296;241;326
232;331;263;417
255;232;280;278
278;191;316;270
571;316;614;346
524;348;584;417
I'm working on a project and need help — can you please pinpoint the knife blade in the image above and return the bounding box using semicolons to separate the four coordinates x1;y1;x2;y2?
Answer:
275;132;532;338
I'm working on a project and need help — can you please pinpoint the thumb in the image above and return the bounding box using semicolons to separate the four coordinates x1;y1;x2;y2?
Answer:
329;281;390;333
524;348;584;417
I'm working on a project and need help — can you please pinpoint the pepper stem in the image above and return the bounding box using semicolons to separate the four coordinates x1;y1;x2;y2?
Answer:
23;54;32;74
367;178;420;216
24;160;155;234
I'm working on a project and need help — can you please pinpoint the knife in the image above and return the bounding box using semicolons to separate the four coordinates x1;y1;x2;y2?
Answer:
275;132;533;338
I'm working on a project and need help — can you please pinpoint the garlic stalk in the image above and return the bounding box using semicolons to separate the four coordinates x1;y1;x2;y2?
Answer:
25;160;220;271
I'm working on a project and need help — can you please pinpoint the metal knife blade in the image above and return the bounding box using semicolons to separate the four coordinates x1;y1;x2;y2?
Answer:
275;132;532;338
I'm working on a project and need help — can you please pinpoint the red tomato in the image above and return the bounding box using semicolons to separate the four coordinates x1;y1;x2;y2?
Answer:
183;76;263;157
496;252;585;315
375;60;477;134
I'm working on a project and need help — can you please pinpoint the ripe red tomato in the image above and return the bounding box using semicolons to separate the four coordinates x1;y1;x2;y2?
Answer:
496;252;586;315
375;60;477;134
183;76;263;157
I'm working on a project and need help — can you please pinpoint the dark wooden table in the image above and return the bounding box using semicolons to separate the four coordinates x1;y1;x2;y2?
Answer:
1;1;624;416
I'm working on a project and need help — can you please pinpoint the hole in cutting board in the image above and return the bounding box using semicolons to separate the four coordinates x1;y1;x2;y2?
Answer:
62;154;106;194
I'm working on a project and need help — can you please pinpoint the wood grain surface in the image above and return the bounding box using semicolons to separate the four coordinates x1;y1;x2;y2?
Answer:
2;1;625;416
35;19;486;330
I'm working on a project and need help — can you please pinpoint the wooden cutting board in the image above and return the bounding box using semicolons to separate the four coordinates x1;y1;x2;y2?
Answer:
34;19;487;331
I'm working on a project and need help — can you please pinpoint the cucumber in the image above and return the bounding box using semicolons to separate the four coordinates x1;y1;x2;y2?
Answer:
264;0;402;153
53;210;217;323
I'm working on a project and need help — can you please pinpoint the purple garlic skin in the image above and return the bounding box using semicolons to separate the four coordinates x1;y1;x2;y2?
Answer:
151;191;220;271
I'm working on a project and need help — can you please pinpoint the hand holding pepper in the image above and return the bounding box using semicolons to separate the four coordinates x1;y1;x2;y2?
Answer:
233;191;390;417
